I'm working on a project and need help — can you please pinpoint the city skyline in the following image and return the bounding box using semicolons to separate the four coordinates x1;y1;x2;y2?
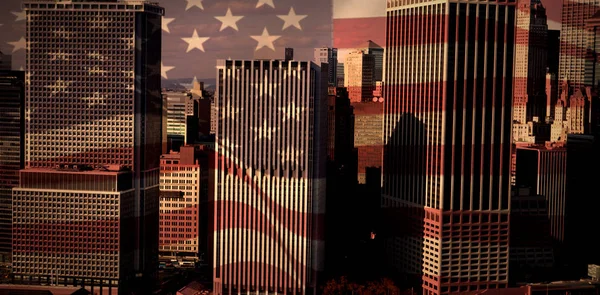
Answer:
0;0;561;80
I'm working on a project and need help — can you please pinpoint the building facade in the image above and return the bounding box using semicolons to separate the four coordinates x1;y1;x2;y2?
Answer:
558;0;600;93
383;0;515;293
14;0;164;289
159;146;208;260
313;47;338;86
512;0;548;139
213;59;327;295
344;50;375;103
0;69;24;263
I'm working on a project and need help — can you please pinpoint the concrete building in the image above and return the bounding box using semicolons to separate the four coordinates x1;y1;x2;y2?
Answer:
0;69;24;263
352;102;383;184
213;59;327;295
159;146;209;261
512;0;548;130
382;0;515;293
13;0;164;291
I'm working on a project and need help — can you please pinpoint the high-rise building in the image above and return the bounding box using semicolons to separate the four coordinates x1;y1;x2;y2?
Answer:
565;134;600;275
164;90;190;148
358;40;384;82
515;145;567;243
383;0;515;293
345;50;375;103
13;0;163;290
159;146;209;260
0;69;24;263
513;0;547;129
313;47;338;86
213;59;326;295
558;0;600;93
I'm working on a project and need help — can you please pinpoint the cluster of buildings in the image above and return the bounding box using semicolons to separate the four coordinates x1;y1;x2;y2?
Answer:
1;0;600;294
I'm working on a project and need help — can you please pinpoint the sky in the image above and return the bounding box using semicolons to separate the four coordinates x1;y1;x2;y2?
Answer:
0;0;563;80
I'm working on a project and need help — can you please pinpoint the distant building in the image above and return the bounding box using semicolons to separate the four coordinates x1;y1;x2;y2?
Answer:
159;146;209;260
345;50;375;103
0;69;24;263
336;63;344;87
512;0;548;140
314;46;338;86
357;40;384;82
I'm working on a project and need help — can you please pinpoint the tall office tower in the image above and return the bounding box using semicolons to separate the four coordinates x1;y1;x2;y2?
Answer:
325;87;358;277
0;52;11;71
565;134;600;275
515;145;567;243
0;69;24;263
345;50;375;103
313;47;338;86
164;90;190;150
159;146;208;260
513;0;547;128
558;0;600;94
383;0;515;293
213;59;326;295
14;0;163;289
358;40;384;82
585;13;600;135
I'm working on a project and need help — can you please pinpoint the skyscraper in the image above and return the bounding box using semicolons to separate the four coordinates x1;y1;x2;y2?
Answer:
558;0;600;92
345;50;375;103
0;67;24;263
383;0;515;293
213;59;326;295
359;40;384;82
512;0;547;127
313;47;338;86
13;0;163;289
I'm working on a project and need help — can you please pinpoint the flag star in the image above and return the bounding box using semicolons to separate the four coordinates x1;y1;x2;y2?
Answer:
8;37;26;53
279;102;305;121
161;62;175;79
182;29;209;53
185;0;204;11
46;79;71;95
252;120;278;141
12;10;26;22
250;27;280;51
162;17;175;33
215;8;244;32
255;0;275;8
277;7;307;30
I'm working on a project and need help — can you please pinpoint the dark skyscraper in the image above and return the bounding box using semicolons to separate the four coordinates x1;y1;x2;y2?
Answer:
547;30;560;75
383;0;515;293
0;66;24;263
13;0;164;290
